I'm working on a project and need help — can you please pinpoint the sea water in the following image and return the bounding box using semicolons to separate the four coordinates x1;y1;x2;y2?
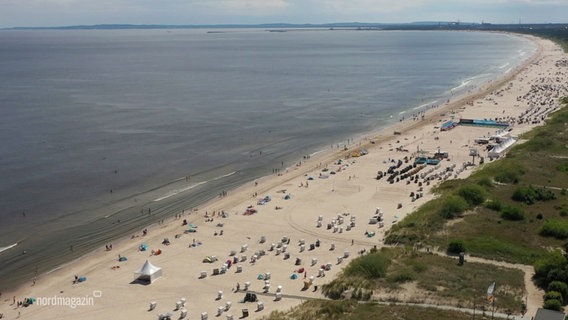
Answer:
0;28;536;290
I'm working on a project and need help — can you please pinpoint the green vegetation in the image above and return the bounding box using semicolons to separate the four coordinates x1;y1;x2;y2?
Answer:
457;184;487;206
260;300;496;320
512;185;557;204
548;281;568;302
500;205;525;221
447;240;466;254
386;99;568;265
320;247;524;313
540;220;568;239
438;195;469;219
342;250;390;279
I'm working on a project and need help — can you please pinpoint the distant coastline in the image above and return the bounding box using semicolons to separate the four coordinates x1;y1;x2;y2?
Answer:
4;21;568;31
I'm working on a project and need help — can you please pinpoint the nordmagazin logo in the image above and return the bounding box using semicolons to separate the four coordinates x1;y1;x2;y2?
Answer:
35;290;101;308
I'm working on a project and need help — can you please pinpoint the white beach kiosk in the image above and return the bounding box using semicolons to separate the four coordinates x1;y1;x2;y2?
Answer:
135;259;163;284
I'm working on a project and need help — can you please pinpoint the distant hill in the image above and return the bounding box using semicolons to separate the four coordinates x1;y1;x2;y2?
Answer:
5;21;483;30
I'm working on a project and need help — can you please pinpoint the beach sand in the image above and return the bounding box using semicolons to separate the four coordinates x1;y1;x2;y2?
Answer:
1;34;567;320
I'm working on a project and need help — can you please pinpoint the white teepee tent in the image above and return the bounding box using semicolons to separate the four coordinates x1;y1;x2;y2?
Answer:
134;259;162;284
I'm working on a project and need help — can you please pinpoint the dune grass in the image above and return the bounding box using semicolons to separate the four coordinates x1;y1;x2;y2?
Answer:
386;99;568;264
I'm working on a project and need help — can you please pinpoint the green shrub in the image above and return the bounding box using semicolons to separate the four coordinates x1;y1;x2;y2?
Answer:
485;198;503;212
458;184;487;206
500;205;525;221
512;186;538;204
540;220;568;239
548;281;568;301
557;161;568;173
476;177;493;188
534;250;567;280
536;188;557;202
439;195;469;219
512;185;557;204
495;171;520;184
343;251;390;279
544;291;563;304
447;240;466;254
543;298;563;311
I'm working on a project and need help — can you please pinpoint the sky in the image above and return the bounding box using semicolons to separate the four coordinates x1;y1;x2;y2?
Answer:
0;0;567;28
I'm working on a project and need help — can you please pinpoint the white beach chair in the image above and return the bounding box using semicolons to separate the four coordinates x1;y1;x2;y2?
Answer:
257;301;264;311
180;309;188;319
225;301;232;311
200;312;208;320
149;301;157;311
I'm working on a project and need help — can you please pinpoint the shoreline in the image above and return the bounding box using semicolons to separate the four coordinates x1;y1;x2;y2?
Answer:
2;33;566;320
0;30;535;290
0;30;541;296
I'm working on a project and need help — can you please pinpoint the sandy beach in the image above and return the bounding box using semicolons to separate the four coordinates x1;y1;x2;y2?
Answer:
1;34;567;320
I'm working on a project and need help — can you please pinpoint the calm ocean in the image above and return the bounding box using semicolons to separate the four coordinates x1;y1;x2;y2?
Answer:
0;29;535;290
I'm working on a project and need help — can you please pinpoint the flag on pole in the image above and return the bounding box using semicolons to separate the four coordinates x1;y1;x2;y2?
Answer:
487;281;496;303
